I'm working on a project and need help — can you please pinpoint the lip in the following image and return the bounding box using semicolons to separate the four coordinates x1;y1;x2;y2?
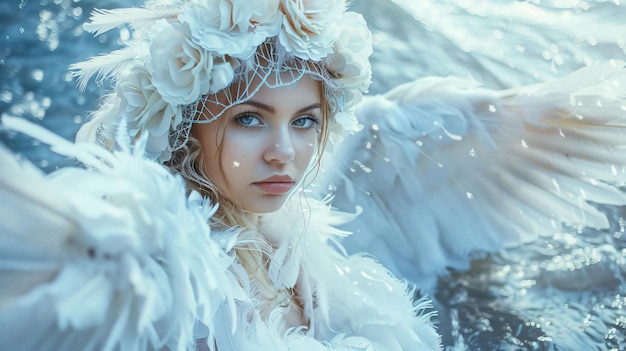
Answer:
253;175;295;194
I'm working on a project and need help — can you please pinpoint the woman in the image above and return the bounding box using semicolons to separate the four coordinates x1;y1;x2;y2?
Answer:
77;1;443;349
0;0;442;350
3;0;626;349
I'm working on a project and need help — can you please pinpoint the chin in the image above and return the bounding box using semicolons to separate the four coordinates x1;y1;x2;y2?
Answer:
244;195;289;214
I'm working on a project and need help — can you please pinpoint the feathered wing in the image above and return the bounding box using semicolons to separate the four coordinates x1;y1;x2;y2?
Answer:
321;61;626;289
0;116;238;351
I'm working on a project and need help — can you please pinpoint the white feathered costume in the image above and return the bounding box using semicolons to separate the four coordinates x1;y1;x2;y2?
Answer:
0;117;441;350
3;58;626;350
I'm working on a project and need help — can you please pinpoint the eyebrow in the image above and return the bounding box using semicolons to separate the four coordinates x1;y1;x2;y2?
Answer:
242;100;321;114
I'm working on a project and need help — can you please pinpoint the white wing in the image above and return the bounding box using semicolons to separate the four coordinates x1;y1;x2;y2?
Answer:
322;61;626;289
0;116;236;351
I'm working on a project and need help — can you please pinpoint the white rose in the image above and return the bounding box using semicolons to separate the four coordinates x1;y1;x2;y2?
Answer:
206;0;281;32
150;20;213;106
326;12;373;93
278;0;344;61
180;2;281;60
117;65;182;139
115;66;180;161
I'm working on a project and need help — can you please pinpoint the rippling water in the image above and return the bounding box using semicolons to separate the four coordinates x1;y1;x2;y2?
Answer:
2;0;626;349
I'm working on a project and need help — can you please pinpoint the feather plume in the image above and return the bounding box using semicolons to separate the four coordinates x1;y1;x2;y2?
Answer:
0;116;239;351
69;46;146;92
83;8;182;36
2;115;113;172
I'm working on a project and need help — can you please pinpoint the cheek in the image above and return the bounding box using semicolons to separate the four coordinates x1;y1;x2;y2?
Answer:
219;132;258;169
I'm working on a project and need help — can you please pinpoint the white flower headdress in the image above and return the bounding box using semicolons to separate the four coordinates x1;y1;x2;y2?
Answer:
72;0;373;162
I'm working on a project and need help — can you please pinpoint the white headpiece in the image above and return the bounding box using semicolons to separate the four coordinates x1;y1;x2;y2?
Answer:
72;0;373;162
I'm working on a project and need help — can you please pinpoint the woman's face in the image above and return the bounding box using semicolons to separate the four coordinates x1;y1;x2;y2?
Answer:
193;75;322;213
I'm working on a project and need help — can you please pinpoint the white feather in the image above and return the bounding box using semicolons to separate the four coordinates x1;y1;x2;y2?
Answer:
69;45;147;92
83;7;182;36
2;115;113;171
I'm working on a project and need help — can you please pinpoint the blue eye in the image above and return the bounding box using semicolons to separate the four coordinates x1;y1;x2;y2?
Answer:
236;113;262;127
292;116;319;129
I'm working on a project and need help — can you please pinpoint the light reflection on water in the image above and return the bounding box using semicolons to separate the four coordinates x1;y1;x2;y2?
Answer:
1;0;626;349
438;211;626;350
1;0;129;170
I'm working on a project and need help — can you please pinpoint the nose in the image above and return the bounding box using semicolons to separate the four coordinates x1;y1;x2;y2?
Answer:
264;127;295;164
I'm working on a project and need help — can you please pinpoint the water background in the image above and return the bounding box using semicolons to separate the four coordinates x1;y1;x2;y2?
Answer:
2;0;626;349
